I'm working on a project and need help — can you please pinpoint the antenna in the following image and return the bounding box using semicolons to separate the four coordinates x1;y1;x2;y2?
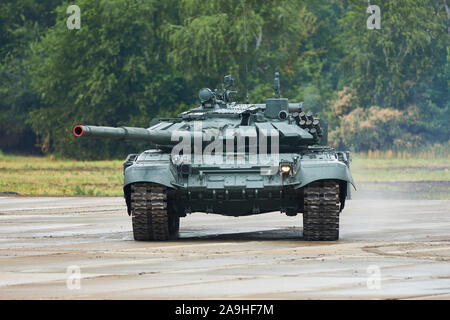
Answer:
243;1;249;104
274;72;280;98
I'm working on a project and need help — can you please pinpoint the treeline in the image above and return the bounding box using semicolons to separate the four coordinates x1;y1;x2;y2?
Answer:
0;0;448;159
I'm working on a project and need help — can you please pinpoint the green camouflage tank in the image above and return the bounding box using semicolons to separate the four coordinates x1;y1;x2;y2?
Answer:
73;73;354;241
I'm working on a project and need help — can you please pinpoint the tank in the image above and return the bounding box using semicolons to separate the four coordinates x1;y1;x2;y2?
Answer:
73;73;354;241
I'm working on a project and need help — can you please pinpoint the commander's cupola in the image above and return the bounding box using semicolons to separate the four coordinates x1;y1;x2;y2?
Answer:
264;72;289;119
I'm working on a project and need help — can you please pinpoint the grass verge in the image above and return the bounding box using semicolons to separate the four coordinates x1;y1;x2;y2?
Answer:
0;154;123;196
0;152;449;198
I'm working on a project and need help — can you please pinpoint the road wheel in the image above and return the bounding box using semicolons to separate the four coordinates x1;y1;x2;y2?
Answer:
303;180;340;241
130;182;170;241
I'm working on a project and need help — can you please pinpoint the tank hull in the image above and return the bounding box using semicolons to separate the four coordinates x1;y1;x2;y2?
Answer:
123;149;354;217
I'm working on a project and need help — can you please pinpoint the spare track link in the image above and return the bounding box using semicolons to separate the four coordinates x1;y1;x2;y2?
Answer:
303;180;340;241
131;182;169;241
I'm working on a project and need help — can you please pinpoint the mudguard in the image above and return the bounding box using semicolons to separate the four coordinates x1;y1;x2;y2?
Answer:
296;160;355;189
124;163;176;189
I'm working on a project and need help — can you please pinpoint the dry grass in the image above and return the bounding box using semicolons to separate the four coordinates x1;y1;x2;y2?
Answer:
0;151;449;197
361;148;449;160
0;154;123;196
351;150;449;183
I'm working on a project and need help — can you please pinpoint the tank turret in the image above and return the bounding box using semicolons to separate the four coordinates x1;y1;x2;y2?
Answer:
73;74;327;151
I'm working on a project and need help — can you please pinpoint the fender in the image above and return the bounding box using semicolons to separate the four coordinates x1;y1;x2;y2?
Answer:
124;162;176;189
123;162;176;215
295;160;355;189
294;160;355;212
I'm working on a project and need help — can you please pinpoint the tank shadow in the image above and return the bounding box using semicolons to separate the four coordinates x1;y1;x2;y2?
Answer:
177;227;303;241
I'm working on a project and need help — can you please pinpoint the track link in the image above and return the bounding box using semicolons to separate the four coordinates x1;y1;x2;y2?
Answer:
131;182;175;241
303;180;340;241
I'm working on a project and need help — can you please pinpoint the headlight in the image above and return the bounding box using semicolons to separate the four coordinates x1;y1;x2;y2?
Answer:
280;164;292;174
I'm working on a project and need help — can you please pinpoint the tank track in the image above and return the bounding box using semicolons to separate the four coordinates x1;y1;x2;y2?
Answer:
303;180;340;241
131;182;178;241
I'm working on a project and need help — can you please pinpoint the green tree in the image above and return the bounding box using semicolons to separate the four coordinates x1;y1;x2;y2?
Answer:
332;0;449;147
164;0;321;103
339;0;448;109
2;0;448;157
0;0;63;152
29;0;192;158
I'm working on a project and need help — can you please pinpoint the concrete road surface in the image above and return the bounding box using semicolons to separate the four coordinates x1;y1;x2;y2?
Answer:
0;196;449;299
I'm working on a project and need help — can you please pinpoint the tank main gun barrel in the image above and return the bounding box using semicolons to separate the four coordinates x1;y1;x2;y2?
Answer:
73;124;209;146
74;125;177;145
